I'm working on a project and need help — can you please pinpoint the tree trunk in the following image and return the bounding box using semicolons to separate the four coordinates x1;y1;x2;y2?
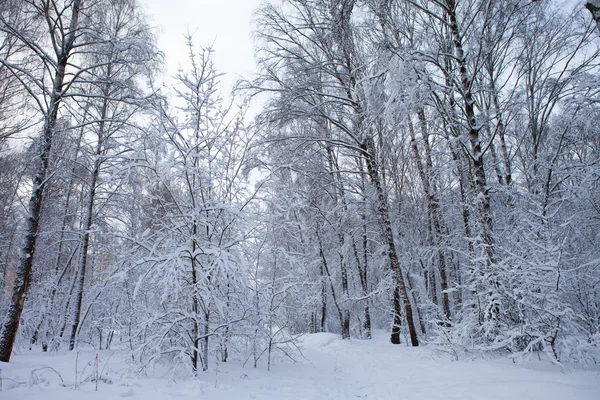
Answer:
362;137;418;346
352;235;371;339
320;262;327;332
358;159;372;339
68;96;108;350
67;166;98;350
201;310;210;372
390;284;402;344
191;221;201;372
446;0;498;326
489;76;511;186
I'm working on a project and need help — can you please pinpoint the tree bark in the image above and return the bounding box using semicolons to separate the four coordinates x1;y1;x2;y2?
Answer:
390;284;402;344
320;262;328;332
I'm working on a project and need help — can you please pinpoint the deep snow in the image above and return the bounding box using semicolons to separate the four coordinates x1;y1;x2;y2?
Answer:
1;332;598;399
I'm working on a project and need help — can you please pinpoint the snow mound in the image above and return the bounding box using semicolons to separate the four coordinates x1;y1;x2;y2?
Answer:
299;332;339;348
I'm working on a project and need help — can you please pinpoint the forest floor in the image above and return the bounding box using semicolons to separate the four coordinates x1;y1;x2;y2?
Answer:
1;331;599;399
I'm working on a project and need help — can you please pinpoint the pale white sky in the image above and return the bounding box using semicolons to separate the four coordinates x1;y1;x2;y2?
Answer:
141;0;265;95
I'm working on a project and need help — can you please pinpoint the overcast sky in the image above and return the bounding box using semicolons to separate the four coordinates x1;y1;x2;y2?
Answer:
141;0;265;95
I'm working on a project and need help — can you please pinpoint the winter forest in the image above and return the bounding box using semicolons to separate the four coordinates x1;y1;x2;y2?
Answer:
1;0;600;397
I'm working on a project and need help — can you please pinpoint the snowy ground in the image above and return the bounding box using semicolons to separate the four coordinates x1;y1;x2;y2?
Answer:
1;331;599;399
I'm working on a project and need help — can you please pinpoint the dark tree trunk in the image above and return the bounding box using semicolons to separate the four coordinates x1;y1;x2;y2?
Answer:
201;310;210;372
352;233;371;339
0;153;47;360
320;263;327;332
67;169;98;350
68;93;109;350
390;284;402;344
191;222;201;372
362;137;418;347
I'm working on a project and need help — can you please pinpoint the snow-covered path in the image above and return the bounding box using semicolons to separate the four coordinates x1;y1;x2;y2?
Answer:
296;334;600;400
1;332;599;399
